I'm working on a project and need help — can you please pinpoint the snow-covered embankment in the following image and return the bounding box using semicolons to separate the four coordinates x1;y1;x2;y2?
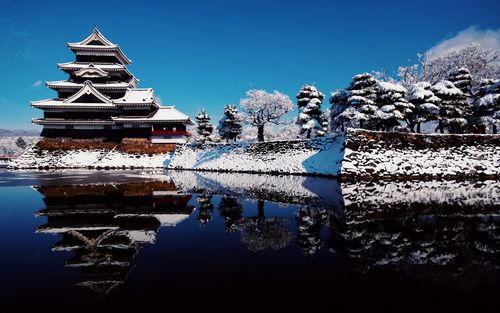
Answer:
342;129;500;179
168;134;346;176
10;138;174;169
169;129;500;179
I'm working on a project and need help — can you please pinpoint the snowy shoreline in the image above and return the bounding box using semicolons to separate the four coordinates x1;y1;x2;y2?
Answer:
7;129;500;180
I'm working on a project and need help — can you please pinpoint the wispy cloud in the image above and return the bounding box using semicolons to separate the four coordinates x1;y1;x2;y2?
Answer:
0;18;12;24
427;26;500;59
12;31;30;38
0;19;36;60
31;80;42;87
15;48;34;60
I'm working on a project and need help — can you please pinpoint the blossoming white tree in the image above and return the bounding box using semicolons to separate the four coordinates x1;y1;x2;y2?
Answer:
240;89;294;141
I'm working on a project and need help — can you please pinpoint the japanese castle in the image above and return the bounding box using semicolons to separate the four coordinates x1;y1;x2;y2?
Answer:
32;27;193;143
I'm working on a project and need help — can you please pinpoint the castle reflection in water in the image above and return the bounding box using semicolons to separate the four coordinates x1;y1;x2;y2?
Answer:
32;172;500;296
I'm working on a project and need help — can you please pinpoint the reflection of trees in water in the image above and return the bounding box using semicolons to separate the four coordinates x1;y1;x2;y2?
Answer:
196;195;214;226
240;200;292;252
329;201;500;290
218;196;243;233
295;207;329;255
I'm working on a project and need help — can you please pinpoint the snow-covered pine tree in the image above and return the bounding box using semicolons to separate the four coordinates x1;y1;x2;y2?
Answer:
407;82;441;133
295;207;328;256
329;88;350;132
296;85;326;138
196;195;214;226
473;79;500;133
432;80;470;133
319;110;330;135
344;73;379;130
447;66;473;97
15;137;27;150
217;104;242;142
195;109;214;143
218;196;243;233
375;81;414;131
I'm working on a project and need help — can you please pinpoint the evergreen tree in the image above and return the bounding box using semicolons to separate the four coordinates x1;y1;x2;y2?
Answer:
447;67;473;97
195;109;214;142
296;85;326;138
329;88;350;132
218;196;243;233
296;207;328;256
375;81;414;131
15;137;27;150
196;195;214;226
217;104;242;142
407;82;441;133
334;73;379;131
473;79;500;134
432;80;470;133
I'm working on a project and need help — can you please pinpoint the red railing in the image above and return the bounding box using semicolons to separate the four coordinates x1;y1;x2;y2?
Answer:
0;155;16;161
151;130;192;136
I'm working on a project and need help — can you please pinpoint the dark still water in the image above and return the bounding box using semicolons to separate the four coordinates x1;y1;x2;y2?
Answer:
0;170;499;312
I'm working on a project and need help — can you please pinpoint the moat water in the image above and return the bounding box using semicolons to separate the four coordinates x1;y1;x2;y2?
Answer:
0;170;499;312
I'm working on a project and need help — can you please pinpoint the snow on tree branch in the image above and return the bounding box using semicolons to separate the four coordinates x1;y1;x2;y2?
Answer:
240;89;294;141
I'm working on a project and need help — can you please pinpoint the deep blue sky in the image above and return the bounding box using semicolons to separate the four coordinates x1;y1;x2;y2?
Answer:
1;0;499;129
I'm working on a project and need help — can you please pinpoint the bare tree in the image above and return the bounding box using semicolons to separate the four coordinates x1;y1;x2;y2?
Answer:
398;44;500;89
240;89;294;142
240;200;292;252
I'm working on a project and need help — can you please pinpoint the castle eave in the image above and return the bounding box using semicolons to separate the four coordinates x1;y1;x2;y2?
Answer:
32;118;116;126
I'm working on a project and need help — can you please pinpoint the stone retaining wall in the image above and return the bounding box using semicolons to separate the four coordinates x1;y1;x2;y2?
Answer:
167;135;345;176
342;129;500;180
9;130;500;180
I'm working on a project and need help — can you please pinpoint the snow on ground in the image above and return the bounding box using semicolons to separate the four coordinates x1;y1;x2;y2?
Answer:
7;129;500;179
10;145;171;169
342;129;500;179
0;136;39;156
168;134;345;176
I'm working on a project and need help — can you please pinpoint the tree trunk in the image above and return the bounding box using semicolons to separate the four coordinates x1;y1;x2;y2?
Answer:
438;120;444;133
416;123;421;133
257;125;265;142
306;128;311;139
257;200;265;219
493;125;497;134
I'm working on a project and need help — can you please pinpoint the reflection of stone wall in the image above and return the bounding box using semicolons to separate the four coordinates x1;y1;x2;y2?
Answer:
170;171;343;209
330;179;500;290
342;129;500;180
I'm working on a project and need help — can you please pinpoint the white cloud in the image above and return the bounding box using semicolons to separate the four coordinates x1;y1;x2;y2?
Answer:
426;26;500;60
31;80;42;87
